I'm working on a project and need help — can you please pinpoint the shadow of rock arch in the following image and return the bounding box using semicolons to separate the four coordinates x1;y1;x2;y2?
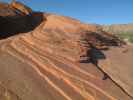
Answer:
0;12;46;39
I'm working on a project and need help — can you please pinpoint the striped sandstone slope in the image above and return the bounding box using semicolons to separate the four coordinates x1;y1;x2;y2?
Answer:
0;13;132;100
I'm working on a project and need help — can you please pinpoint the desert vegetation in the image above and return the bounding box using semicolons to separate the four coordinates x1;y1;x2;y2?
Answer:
116;32;133;43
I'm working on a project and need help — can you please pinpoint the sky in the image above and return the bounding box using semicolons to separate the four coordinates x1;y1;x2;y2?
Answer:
2;0;133;24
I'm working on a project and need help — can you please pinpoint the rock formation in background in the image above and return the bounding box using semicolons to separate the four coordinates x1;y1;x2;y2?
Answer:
102;24;133;34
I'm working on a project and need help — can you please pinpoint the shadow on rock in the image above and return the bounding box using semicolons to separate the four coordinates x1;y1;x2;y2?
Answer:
79;30;124;64
80;46;106;64
0;12;46;39
79;30;125;80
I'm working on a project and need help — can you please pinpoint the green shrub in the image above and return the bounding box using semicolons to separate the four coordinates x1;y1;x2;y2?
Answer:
117;32;133;43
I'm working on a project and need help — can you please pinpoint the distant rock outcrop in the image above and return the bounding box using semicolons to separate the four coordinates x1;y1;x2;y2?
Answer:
102;24;133;34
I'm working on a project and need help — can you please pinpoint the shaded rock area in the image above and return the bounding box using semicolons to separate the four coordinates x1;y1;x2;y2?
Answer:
0;2;45;39
0;12;45;39
0;1;133;100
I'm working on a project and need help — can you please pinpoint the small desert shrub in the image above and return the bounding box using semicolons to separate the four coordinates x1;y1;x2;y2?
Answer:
117;32;133;43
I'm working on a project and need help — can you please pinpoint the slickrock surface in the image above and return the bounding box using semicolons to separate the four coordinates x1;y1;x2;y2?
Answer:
99;45;133;98
0;12;132;100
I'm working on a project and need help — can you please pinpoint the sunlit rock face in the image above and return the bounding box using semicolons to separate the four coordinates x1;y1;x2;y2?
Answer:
0;2;17;17
0;2;133;100
99;45;133;98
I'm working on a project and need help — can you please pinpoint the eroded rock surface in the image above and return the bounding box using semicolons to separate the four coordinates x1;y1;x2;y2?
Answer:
0;13;132;100
99;45;133;98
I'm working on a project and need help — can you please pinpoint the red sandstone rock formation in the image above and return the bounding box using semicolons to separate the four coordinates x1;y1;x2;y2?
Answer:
0;2;133;100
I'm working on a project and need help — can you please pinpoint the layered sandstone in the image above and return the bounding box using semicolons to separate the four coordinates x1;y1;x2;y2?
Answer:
0;2;133;100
